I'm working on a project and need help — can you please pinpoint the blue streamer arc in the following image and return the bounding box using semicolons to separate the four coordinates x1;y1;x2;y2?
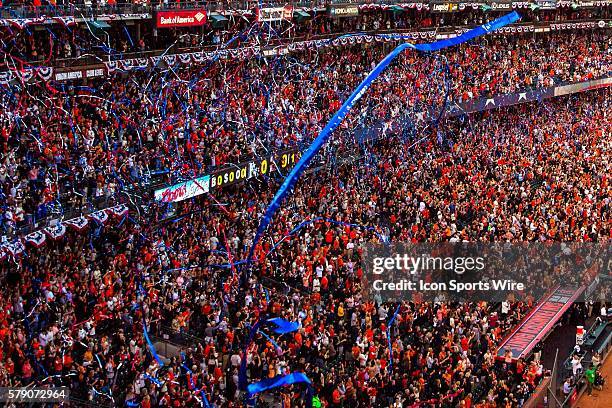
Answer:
246;12;521;268
138;283;165;368
247;372;312;396
143;320;164;367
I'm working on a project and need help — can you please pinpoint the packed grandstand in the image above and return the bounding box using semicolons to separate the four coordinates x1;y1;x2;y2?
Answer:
0;1;610;408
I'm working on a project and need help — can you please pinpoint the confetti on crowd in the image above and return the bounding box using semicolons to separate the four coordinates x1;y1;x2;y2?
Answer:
0;2;610;408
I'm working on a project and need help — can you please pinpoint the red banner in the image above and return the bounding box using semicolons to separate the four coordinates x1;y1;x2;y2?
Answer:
156;10;207;28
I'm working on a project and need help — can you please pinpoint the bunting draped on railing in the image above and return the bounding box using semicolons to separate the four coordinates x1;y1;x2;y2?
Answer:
3;19;606;85
0;204;129;262
26;15;612;85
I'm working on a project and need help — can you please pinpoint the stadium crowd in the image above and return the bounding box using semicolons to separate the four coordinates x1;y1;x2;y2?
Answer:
0;2;610;406
0;31;610;236
0;86;609;406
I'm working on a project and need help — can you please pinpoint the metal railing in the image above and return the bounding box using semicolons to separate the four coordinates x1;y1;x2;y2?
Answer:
1;0;608;19
153;324;208;348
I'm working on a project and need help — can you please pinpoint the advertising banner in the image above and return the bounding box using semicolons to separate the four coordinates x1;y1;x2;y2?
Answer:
431;2;460;12
154;175;210;203
328;4;360;18
491;2;513;10
447;86;556;115
54;67;105;81
257;6;294;22
156;10;207;28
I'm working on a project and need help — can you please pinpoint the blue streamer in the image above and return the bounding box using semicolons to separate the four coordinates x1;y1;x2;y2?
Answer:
247;372;312;397
95;353;103;369
239;319;264;390
263;287;270;304
181;352;211;407
200;389;211;408
387;304;401;375
144;374;163;387
246;12;520;266
143;322;164;367
123;26;134;48
259;330;282;351
239;318;300;391
267;318;300;335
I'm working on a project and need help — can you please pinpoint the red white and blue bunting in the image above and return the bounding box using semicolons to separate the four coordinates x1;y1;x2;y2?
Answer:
24;230;46;248
107;204;129;218
0;67;55;84
1;240;25;258
44;223;67;240
551;21;599;30
89;209;110;224
52;16;77;27
2;20;608;84
64;216;89;231
0;205;129;262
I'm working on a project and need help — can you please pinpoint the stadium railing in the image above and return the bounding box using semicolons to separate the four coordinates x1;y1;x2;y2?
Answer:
1;0;609;19
1;0;364;19
153;324;208;349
